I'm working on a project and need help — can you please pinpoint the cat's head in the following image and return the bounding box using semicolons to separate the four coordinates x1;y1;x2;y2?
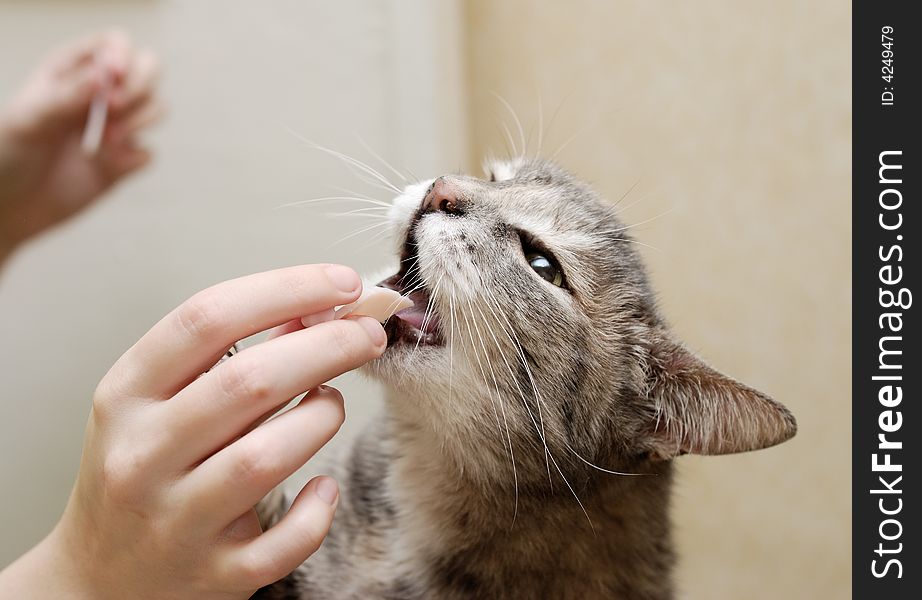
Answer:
366;157;795;478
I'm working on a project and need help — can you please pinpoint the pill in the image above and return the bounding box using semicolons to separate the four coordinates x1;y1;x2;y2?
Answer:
300;286;412;327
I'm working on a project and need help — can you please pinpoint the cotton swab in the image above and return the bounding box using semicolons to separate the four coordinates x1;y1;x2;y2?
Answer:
81;60;111;155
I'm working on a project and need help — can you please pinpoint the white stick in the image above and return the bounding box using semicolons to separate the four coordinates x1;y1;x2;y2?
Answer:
81;57;110;155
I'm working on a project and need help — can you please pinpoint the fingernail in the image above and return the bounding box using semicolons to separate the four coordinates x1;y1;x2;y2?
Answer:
325;265;360;293
355;316;386;348
314;477;339;506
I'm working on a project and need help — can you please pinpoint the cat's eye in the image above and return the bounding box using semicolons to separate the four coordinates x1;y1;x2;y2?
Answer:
526;252;564;287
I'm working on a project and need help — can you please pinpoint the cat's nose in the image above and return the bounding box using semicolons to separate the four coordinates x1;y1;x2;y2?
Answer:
421;177;461;214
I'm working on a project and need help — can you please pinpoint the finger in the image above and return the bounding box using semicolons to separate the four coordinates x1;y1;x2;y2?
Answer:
263;318;305;342
264;308;334;343
106;97;166;143
161;317;383;464
47;30;131;118
97;29;133;82
177;386;344;532
110;264;363;398
42;66;101;125
111;49;160;113
99;137;152;184
47;30;113;75
216;476;338;591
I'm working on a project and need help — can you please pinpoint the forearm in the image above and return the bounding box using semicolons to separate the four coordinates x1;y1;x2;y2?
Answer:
0;528;96;600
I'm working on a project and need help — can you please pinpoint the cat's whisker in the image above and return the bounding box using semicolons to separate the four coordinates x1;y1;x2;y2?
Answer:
351;228;392;254
492;92;527;159
542;92;574;158
453;302;497;428
286;129;402;194
356;135;409;185
410;274;444;356
326;206;391;219
616;237;662;253
330;220;391;248
548;450;596;534
352;172;405;196
463;296;519;525
611;208;675;234
613;179;642;208
549;128;582;161
473;295;592;530
535;92;544;159
399;261;424;289
274;196;391;210
548;115;598;162
328;185;392;205
391;277;435;391
562;441;644;477
499;121;518;159
447;292;456;412
456;303;513;502
478;291;554;486
473;296;553;486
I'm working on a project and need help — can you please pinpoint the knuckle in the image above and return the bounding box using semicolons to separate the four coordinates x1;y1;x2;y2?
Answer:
100;450;147;504
217;356;272;403
231;439;281;486
175;290;226;343
91;382;115;419
236;548;287;588
91;366;132;419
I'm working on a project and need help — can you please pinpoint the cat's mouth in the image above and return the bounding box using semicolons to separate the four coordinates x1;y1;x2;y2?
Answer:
377;233;444;347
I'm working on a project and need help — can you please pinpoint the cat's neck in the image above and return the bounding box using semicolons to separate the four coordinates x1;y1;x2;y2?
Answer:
381;392;677;599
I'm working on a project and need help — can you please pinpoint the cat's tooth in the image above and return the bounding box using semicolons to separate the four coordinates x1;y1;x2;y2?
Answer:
327;286;413;324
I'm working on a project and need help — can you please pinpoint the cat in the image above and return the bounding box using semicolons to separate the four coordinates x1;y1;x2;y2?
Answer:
254;157;796;599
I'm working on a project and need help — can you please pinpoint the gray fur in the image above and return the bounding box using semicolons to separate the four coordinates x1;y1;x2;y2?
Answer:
255;158;796;599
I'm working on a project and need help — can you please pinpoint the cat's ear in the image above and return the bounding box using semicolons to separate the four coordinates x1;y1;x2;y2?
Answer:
641;334;796;460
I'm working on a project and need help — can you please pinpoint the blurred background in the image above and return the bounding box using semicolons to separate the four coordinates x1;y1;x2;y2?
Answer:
0;1;850;598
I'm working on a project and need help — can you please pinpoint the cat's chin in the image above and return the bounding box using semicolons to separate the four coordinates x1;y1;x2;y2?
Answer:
363;343;447;388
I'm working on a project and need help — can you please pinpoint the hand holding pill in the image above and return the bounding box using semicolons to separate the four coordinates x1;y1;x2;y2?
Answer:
0;264;384;599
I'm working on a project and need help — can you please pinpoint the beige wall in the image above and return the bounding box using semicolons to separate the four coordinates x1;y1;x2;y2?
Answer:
465;2;850;598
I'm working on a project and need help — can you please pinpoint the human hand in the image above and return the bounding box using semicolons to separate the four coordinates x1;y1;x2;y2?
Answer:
1;265;385;599
0;30;162;261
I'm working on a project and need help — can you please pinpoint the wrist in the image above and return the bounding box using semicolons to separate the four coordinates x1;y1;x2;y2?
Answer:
0;527;97;600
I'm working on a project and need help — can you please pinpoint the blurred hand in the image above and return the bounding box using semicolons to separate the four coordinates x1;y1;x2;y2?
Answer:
0;264;387;599
0;30;162;261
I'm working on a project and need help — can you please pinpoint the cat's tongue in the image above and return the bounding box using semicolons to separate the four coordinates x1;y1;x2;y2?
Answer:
395;301;441;334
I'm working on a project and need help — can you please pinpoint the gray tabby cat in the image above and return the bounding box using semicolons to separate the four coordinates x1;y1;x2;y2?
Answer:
255;158;796;599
